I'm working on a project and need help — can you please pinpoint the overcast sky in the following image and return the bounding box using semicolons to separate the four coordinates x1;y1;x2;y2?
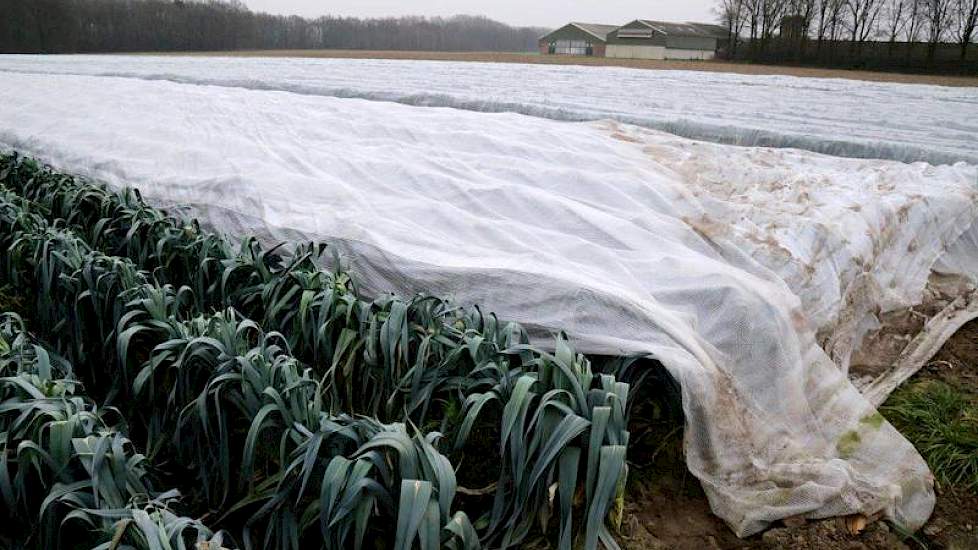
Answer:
242;1;717;29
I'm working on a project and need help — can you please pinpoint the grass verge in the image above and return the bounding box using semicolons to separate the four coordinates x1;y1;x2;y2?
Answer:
882;379;978;492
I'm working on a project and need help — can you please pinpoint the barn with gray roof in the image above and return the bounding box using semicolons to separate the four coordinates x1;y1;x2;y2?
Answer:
537;23;618;57
539;19;728;60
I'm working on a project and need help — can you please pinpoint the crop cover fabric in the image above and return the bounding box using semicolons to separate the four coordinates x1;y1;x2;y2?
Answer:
0;55;976;166
1;65;977;537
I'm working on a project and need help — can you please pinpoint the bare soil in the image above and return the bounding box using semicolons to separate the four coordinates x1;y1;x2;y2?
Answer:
146;50;978;88
619;321;978;550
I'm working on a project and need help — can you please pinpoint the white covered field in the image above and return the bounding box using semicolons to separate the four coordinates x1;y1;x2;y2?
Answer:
1;55;977;164
1;55;977;537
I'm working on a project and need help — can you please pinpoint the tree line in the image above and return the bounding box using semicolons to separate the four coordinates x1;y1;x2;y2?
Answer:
0;0;547;54
714;0;978;72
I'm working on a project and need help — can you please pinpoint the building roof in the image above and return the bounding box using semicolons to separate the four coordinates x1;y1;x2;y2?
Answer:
633;20;727;39
539;22;618;42
541;20;728;43
684;22;729;38
570;23;619;40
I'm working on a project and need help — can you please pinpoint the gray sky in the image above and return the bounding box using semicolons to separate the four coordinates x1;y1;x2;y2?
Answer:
242;1;717;29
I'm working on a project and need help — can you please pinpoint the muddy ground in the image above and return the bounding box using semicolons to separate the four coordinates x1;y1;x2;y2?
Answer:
619;322;978;550
146;50;978;88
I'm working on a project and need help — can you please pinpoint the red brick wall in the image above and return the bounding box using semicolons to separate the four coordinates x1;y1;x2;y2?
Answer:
539;41;549;55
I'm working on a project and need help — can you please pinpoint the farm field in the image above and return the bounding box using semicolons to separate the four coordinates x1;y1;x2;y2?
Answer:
2;55;977;164
153;49;978;89
0;55;977;549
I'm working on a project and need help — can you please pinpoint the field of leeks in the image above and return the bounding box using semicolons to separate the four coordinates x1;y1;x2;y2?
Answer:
0;153;639;550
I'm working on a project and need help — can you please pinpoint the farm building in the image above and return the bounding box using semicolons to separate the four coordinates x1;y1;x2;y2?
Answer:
537;23;618;57
540;20;728;60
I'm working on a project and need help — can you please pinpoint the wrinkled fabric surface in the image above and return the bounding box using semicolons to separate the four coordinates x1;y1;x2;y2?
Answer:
2;65;977;537
0;54;976;165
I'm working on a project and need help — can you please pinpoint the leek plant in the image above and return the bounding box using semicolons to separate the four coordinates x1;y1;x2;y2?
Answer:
0;185;478;549
0;312;231;549
0;152;635;549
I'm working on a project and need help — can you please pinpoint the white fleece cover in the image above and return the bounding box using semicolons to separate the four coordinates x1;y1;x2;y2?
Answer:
0;54;976;165
2;65;977;538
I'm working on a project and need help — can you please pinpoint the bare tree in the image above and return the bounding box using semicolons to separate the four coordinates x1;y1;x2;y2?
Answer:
953;0;978;58
816;0;848;45
924;0;954;60
761;0;790;50
794;0;821;35
842;0;885;56
904;0;926;43
746;0;763;52
716;0;749;55
711;0;976;69
786;0;819;56
882;0;911;52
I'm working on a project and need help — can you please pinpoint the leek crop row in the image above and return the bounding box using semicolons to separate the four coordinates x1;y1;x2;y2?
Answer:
0;153;632;549
0;311;232;549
